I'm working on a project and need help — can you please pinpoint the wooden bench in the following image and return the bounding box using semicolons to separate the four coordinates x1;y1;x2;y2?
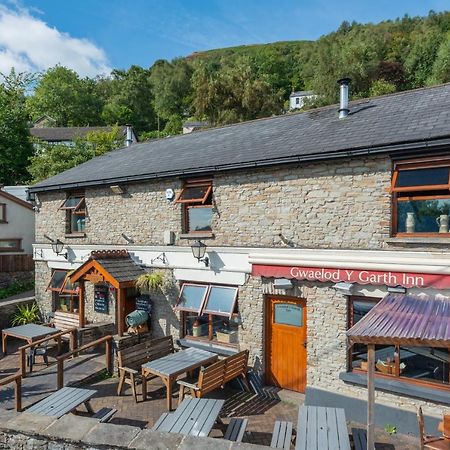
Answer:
223;350;250;391
351;428;367;450
92;407;117;423
271;420;293;450
52;311;80;332
117;335;174;402
224;418;248;442
178;359;225;403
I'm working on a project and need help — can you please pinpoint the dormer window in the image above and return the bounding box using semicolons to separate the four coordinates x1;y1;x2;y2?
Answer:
391;157;450;236
59;193;86;235
175;179;213;234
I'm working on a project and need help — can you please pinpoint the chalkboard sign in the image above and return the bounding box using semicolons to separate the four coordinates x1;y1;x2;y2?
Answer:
135;295;152;315
94;284;109;314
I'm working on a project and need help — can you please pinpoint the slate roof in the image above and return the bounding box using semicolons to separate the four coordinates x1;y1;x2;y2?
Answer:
30;126;132;142
94;257;146;283
30;83;450;193
290;91;315;97
347;294;450;347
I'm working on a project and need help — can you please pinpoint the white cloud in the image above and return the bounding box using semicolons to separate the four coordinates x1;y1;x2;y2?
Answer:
0;4;111;77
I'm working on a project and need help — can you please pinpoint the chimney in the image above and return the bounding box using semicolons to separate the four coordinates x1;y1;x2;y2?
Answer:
125;125;133;147
337;78;351;119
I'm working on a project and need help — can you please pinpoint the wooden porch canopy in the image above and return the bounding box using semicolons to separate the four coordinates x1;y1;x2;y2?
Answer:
347;294;450;450
69;250;147;336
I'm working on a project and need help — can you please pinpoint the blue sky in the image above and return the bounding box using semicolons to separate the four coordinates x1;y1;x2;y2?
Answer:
0;0;448;76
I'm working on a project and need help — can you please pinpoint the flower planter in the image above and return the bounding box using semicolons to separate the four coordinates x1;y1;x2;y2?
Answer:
216;330;237;344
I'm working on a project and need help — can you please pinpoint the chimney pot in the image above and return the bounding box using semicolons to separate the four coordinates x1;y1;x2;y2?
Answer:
125;125;133;147
337;78;351;119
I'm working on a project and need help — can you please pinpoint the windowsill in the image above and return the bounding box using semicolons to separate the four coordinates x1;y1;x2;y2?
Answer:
386;237;450;244
65;233;86;238
178;338;239;356
339;371;450;404
179;233;215;240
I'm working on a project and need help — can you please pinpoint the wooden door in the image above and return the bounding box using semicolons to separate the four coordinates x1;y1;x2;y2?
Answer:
266;296;307;393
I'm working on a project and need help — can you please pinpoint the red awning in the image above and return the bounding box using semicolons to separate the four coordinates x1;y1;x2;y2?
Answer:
347;294;450;347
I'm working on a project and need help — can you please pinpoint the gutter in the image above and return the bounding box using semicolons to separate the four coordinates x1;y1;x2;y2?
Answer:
28;135;450;194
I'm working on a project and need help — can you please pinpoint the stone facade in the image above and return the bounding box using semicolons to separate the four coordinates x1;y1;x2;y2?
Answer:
33;152;450;429
35;155;392;250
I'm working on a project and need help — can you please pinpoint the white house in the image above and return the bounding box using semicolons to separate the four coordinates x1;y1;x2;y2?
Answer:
0;187;35;255
289;91;317;109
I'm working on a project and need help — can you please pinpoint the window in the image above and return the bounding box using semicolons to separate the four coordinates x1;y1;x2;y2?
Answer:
0;204;6;223
47;270;79;313
59;193;86;235
175;180;213;234
348;296;449;387
0;239;22;252
176;283;239;345
295;97;300;105
391;158;450;236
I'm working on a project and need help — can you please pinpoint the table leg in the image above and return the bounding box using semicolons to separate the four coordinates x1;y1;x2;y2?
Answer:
84;401;94;414
142;371;147;401
2;332;7;355
56;336;61;355
163;377;173;411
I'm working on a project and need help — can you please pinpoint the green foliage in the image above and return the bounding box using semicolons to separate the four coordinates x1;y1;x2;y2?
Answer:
384;424;397;435
10;303;41;326
135;272;164;293
101;66;155;133
0;279;35;300
369;79;397;97
139;130;170;141
28;126;124;182
0;69;34;184
27;66;103;126
163;114;183;134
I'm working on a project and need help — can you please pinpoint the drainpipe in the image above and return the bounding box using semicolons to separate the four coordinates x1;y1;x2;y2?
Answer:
337;78;351;119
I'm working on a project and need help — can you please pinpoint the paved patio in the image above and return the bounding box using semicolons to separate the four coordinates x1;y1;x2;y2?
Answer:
0;337;420;449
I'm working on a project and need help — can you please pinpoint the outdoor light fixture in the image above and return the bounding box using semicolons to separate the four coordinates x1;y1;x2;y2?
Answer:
44;235;68;259
273;278;293;290
110;185;125;195
332;281;354;295
190;240;209;266
387;285;407;294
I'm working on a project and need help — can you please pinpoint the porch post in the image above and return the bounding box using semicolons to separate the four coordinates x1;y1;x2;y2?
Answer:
117;287;124;336
79;280;85;327
367;344;375;450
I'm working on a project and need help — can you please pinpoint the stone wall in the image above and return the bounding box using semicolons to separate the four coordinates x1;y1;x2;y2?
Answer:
0;271;33;290
0;296;35;331
35;155;391;250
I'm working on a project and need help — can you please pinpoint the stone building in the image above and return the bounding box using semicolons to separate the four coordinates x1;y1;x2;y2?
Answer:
29;83;450;434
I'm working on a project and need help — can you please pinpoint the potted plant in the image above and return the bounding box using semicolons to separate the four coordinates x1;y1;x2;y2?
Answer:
135;272;164;293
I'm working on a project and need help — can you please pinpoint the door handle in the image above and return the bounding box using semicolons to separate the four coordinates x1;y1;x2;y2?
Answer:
303;341;307;348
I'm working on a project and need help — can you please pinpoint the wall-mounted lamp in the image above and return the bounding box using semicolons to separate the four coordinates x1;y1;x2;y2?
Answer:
190;240;209;266
273;278;293;290
387;285;407;294
332;281;354;295
44;234;68;259
110;185;125;195
151;252;168;265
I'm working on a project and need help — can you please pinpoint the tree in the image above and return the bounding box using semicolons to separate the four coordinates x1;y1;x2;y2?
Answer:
102;66;155;133
28;126;124;183
427;32;450;84
27;66;103;126
0;69;34;184
150;59;193;120
369;79;396;97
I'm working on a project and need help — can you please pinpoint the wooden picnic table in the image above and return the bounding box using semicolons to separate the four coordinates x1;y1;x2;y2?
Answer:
296;406;351;450
141;347;218;410
26;386;96;419
2;324;61;355
152;398;225;437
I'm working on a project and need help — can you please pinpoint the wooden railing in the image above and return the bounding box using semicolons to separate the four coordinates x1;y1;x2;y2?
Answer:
0;372;22;411
56;335;113;389
18;328;78;378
